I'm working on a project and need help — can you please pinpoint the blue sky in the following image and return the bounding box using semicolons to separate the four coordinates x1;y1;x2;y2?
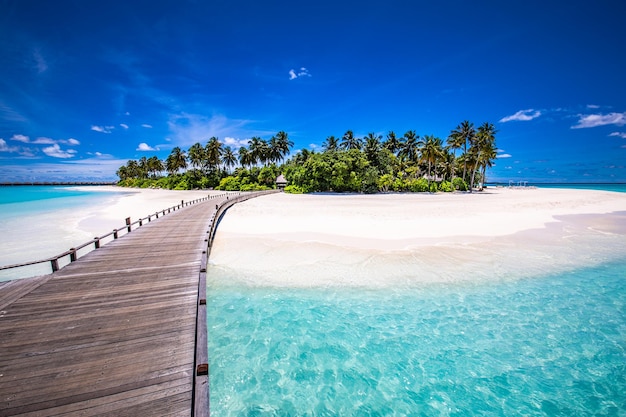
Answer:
1;0;625;183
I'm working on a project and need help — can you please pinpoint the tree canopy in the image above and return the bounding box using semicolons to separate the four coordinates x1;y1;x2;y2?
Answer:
116;122;497;193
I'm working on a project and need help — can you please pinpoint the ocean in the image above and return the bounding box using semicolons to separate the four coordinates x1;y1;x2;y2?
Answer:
206;184;626;416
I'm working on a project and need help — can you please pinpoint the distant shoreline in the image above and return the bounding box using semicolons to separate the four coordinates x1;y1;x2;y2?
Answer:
0;182;117;186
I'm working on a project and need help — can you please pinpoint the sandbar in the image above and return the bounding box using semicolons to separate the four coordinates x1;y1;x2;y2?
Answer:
209;188;626;287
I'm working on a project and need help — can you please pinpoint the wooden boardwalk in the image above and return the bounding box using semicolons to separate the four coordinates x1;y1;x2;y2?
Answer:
0;191;273;416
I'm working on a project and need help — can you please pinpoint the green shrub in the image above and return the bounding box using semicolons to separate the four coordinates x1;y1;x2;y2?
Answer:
216;176;241;191
284;185;305;194
438;181;454;192
452;177;468;191
407;177;429;192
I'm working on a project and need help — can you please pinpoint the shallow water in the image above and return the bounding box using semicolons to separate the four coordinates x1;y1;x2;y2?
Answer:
0;186;129;279
207;260;626;416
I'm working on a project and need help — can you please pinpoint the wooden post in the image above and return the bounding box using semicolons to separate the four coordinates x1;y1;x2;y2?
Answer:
51;258;59;272
113;229;118;239
94;238;100;249
70;248;77;262
139;219;143;226
181;200;184;207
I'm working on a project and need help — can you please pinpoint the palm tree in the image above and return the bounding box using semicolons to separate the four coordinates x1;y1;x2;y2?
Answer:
238;146;253;169
147;156;164;178
268;136;281;164
204;137;222;172
166;147;187;175
116;165;129;180
439;147;455;183
399;130;421;169
421;135;444;190
248;136;269;166
450;120;475;183
188;142;205;172
125;159;140;178
322;135;339;152
340;130;362;151
138;156;148;178
446;128;464;185
383;131;402;155
222;146;237;174
363;132;382;165
474;122;498;191
275;131;293;162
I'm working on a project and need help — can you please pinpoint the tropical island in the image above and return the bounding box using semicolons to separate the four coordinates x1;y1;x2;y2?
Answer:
115;120;497;193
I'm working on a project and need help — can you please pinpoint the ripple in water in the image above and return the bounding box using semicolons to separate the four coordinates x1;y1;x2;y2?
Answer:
207;260;626;416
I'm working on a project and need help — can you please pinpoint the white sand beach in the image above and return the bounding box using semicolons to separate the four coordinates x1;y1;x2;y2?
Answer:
0;187;227;279
74;186;223;236
209;188;626;287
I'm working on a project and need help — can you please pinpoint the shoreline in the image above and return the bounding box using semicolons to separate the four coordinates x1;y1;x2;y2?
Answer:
208;188;626;287
0;187;228;279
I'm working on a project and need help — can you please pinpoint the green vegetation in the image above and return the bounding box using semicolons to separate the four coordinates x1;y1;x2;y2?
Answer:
116;121;497;194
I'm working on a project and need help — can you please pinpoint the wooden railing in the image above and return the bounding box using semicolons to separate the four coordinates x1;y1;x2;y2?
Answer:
0;192;235;276
193;189;278;416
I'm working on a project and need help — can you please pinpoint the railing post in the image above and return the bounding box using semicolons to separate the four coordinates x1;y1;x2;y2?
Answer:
139;218;143;226
113;229;118;239
70;248;77;262
51;258;59;272
94;238;100;249
126;217;131;233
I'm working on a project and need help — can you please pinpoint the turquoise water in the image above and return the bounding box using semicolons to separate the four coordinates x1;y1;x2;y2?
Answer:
207;184;626;416
0;186;130;278
0;185;125;217
207;261;626;416
537;184;626;193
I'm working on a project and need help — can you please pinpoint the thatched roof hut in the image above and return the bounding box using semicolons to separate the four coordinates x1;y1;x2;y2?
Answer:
275;174;288;190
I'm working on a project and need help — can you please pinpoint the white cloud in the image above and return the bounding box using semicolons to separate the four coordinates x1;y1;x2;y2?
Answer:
223;136;249;148
10;135;80;147
499;109;542;123
288;67;312;80
120;123;129;129
33;48;48;74
609;132;626;139
0;139;11;152
42;144;76;158
11;134;30;143
497;153;512;158
571;112;626;129
0;157;125;182
136;142;157;151
91;125;114;133
587;104;600;109
32;137;56;145
141;124;153;128
167;113;270;148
